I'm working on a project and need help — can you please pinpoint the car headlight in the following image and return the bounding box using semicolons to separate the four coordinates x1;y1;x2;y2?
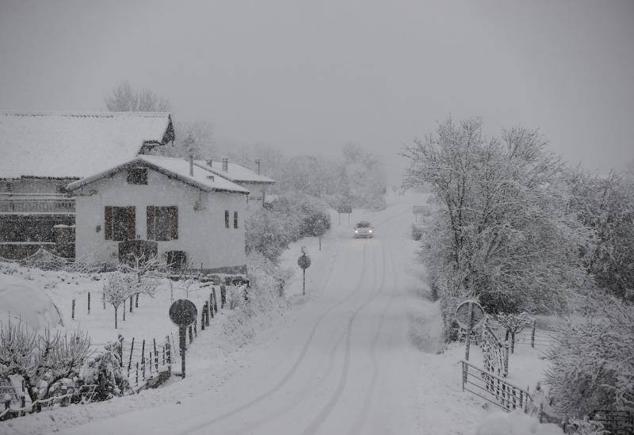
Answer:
354;229;358;233
369;229;373;233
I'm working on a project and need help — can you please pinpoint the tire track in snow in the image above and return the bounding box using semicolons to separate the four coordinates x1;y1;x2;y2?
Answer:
227;317;349;435
301;241;387;435
231;246;380;433
349;240;399;435
181;243;368;434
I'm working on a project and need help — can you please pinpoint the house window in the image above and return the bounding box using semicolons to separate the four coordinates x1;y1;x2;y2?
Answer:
147;206;178;241
105;206;135;241
233;211;238;229
225;210;230;228
127;167;148;185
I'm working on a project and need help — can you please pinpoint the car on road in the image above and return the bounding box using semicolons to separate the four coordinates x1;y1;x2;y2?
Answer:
353;221;374;238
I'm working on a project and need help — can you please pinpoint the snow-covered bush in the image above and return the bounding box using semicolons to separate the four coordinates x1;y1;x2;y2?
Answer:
566;419;607;435
0;322;91;401
545;296;634;418
0;320;38;400
247;193;331;263
245;207;299;263
222;253;289;346
80;341;129;401
34;329;90;399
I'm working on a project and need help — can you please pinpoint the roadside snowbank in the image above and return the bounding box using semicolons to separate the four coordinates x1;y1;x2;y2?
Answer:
476;411;562;435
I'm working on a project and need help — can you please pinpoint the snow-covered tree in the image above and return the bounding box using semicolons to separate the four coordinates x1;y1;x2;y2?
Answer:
404;118;589;327
105;81;170;112
103;273;138;329
567;169;634;300
342;143;387;210
495;312;532;353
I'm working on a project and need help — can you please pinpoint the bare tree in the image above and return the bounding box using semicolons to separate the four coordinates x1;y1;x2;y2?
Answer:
105;81;170;112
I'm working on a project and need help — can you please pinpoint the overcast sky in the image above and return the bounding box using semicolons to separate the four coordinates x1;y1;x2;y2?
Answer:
1;0;633;181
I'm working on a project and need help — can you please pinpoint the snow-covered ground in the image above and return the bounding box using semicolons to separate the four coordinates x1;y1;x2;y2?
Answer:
1;192;555;435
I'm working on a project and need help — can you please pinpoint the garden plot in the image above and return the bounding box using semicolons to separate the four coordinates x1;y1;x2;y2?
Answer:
0;262;250;389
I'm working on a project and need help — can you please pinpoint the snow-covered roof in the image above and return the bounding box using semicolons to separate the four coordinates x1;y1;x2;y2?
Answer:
194;159;275;184
66;155;249;194
0;112;174;179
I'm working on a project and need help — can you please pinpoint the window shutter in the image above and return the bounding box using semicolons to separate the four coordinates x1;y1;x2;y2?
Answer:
225;210;230;228
104;206;112;240
169;206;178;240
234;211;238;229
146;206;155;240
127;207;136;240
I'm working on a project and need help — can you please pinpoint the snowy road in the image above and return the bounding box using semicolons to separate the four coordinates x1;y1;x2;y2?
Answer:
48;198;454;435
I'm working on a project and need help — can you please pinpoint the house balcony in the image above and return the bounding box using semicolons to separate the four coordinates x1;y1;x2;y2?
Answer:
0;193;75;214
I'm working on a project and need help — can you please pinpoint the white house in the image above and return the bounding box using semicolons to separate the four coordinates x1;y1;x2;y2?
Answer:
195;158;275;207
66;155;249;273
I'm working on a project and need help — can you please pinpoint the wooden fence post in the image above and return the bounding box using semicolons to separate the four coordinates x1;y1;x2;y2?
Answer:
87;292;91;314
122;299;126;322
135;362;139;386
220;285;225;309
165;336;171;375
153;339;158;372
531;320;536;348
127;337;135;377
209;293;215;319
141;339;146;378
129;295;133;313
72;299;75;320
102;291;106;310
503;342;510;377
201;302;206;330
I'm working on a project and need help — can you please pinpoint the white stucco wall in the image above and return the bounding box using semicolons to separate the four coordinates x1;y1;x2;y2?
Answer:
73;167;247;270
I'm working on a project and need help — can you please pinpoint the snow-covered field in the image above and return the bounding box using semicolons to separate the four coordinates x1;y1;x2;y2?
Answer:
0;192;556;435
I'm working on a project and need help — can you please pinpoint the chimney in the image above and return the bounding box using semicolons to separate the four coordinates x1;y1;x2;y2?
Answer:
222;158;229;172
255;159;261;175
189;155;194;176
